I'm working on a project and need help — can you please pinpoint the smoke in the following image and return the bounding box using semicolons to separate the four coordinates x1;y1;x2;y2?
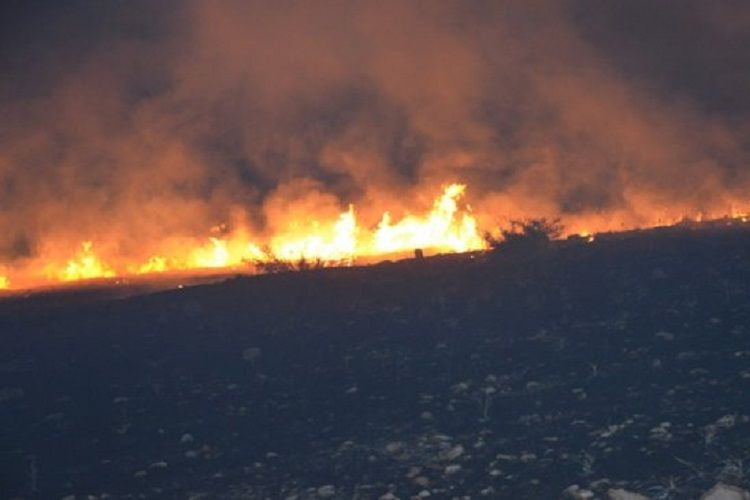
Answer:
1;0;749;274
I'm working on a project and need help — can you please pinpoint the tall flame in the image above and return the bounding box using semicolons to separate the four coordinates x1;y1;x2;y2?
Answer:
55;241;117;282
373;184;483;254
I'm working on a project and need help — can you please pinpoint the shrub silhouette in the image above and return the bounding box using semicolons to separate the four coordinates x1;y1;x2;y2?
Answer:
250;254;325;274
485;218;563;253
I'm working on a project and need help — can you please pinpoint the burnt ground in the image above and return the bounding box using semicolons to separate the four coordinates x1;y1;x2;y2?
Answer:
1;224;750;499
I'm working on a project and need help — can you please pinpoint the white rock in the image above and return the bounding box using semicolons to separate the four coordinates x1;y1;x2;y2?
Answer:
444;464;462;475
701;483;750;500
608;488;648;500
180;433;194;444
440;444;464;461
564;485;595;499
317;485;336;498
379;493;400;500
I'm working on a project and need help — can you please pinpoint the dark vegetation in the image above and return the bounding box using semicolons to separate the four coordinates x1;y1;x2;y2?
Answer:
485;218;563;254
251;255;326;274
1;222;750;498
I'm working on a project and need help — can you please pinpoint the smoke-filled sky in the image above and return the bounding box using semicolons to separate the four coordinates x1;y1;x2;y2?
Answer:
1;0;749;267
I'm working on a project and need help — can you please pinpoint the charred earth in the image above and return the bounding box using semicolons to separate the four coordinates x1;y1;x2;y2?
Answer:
2;223;750;499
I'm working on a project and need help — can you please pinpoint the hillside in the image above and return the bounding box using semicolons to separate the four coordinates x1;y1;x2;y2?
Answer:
2;224;750;499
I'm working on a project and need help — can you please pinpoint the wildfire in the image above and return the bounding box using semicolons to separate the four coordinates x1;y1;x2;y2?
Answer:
373;184;484;254
270;206;358;263
1;182;749;291
56;241;117;282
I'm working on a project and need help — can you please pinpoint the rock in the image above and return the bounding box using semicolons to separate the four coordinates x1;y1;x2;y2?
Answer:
607;488;648;500
564;485;595;499
316;485;336;498
701;483;750;500
655;330;674;341
413;476;430;487
444;464;462;475
652;268;667;279
379;493;400;500
180;433;194;444
439;444;464;461
385;441;405;455
242;347;262;363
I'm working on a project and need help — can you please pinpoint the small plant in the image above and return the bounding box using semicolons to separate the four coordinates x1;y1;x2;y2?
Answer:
485;218;563;253
250;254;325;274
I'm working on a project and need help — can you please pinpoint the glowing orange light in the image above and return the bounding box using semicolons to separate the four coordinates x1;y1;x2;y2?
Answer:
57;241;116;282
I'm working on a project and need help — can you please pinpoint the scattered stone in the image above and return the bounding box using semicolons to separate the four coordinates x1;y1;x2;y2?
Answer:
180;433;194;444
439;444;464;461
385;442;405;455
701;483;750;500
655;331;674;341
607;488;648;500
316;485;336;498
242;347;262;363
379;493;399;500
716;414;737;429
413;476;430;487
444;464;462;475
564;485;595;499
652;268;667;279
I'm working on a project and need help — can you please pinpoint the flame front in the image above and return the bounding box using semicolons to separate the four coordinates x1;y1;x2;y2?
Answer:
2;182;749;291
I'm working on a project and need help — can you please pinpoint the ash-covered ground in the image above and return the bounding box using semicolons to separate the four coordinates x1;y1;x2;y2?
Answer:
2;224;750;499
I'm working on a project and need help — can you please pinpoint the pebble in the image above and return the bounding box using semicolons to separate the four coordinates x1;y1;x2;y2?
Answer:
444;464;462;475
316;485;336;498
701;483;750;500
607;488;648;500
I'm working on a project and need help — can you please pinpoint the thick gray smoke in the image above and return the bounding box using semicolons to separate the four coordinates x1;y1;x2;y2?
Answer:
0;0;748;270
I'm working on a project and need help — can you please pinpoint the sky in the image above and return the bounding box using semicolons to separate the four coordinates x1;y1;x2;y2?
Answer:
0;0;749;267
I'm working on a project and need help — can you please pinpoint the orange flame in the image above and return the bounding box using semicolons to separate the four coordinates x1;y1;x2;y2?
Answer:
55;241;117;282
1;182;749;291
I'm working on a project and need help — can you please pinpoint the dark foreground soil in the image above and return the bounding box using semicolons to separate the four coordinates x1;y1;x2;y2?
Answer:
2;223;750;499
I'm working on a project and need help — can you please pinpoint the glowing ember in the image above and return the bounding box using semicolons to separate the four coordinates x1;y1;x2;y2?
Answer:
0;275;9;290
